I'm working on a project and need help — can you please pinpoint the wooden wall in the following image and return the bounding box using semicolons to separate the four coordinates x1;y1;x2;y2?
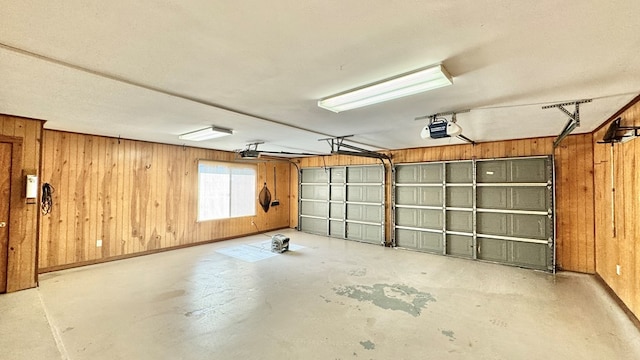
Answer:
593;97;640;319
0;115;43;292
38;130;291;271
292;135;596;274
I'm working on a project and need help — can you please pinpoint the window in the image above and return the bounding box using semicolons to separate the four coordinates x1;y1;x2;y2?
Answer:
198;161;256;221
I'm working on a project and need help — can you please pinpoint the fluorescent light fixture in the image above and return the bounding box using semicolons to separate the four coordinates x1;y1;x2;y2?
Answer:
318;64;453;113
178;126;233;141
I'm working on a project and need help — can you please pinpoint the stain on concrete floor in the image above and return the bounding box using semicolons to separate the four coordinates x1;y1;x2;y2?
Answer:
441;330;456;341
348;268;367;277
359;340;375;350
334;283;436;317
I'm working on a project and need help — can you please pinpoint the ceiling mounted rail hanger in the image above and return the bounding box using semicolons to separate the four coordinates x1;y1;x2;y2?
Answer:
542;99;592;148
235;141;326;160
415;109;474;144
319;135;392;165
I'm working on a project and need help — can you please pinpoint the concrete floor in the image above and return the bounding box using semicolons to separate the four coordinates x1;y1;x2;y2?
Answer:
2;229;640;359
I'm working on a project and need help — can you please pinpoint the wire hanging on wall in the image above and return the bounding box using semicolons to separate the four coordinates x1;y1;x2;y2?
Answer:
41;183;54;215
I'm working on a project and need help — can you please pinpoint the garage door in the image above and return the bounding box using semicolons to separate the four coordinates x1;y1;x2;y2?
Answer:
299;165;385;244
393;156;554;271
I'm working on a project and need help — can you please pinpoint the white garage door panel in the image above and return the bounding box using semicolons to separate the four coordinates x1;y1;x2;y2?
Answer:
347;185;383;203
300;201;327;217
300;217;326;235
301;185;328;200
346;223;382;244
395;228;443;253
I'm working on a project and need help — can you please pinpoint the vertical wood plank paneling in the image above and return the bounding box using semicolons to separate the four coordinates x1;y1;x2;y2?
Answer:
1;114;43;292
592;97;640;320
568;136;579;270
157;144;167;249
166;145;177;247
81;136;92;262
102;138;111;257
59;133;71;266
66;134;80;262
39;128;54;269
584;134;596;274
148;143;160;251
10;118;26;288
96;137;106;259
621;134;635;303
577;136;588;271
38;130;292;271
115;138;125;256
122;139;136;255
554;142;566;269
48;132;64;267
635;119;640;313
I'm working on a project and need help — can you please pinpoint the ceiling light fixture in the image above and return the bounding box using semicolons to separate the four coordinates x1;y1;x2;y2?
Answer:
318;64;453;113
178;126;233;141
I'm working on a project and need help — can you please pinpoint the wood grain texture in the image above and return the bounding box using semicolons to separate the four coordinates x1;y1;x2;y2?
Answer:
593;98;640;319
294;135;595;274
0;142;12;292
0;114;43;292
38;130;292;270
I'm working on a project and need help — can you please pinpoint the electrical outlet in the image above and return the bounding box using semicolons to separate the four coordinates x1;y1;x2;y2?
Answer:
251;220;255;225
616;264;621;276
96;239;102;247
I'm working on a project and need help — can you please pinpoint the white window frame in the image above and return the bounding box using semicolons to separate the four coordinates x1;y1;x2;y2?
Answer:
197;160;257;221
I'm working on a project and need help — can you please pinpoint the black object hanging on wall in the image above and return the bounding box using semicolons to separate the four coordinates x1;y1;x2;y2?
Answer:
259;164;272;213
259;182;271;212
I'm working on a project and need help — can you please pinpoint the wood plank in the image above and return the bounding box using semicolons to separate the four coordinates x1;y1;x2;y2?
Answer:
39;132;53;269
121;139;132;255
94;136;109;259
584;134;596;273
22;120;39;287
576;135;587;272
567;135;578;271
148;143;160;251
58;133;70;266
114;138;125;256
0;142;12;292
155;144;166;250
635;129;640;313
66;134;86;262
100;139;118;258
5;137;24;292
84;136;96;262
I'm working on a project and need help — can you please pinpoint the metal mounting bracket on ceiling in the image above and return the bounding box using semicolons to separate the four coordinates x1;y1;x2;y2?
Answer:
542;99;592;148
415;109;475;144
319;135;391;163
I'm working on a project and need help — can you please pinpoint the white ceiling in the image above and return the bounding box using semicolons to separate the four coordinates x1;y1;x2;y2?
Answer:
1;1;639;155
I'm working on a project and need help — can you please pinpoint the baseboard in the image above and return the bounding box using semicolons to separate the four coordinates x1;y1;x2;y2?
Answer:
594;273;640;331
38;226;292;274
